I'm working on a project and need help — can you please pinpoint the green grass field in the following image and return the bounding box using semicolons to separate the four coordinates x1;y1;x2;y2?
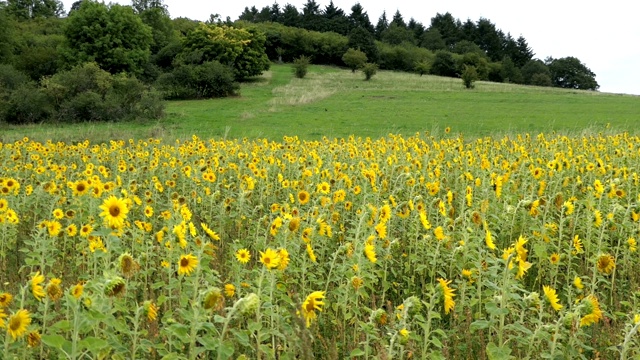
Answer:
1;63;638;143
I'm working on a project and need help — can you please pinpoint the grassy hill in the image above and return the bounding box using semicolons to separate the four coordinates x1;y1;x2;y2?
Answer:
1;64;638;143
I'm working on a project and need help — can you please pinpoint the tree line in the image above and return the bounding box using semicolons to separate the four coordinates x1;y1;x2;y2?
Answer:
0;0;599;124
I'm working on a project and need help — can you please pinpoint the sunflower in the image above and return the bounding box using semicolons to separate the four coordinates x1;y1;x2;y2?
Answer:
0;308;5;328
0;292;12;307
70;283;84;299
438;278;456;314
31;271;46;301
178;254;199;276
104;277;126;297
66;224;78;237
0;198;8;212
119;253;140;278
235;249;251;264
203;288;223;310
278;248;290;271
572;235;583;254
300;291;325;327
298;190;310;205
573;276;584;290
579;295;603;327
46;278;63;301
485;228;496;250
52;208;64;220
364;243;377;263
99;196;129;229
434;226;446;241
549;253;560;265
224;284;235;298
543;285;562;311
27;330;41;347
259;248;280;270
306;243;317;262
79;223;93;237
596;254;615;274
143;301;158;322
374;222;387;239
288;217;301;232
72;180;89;196
7;309;31;340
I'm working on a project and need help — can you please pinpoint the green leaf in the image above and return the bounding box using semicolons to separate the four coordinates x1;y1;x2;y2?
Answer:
41;334;70;349
349;348;366;357
486;342;513;360
79;336;110;353
485;302;509;316
470;319;491;332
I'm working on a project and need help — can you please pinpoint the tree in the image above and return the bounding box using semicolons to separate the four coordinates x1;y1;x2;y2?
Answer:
429;13;461;47
131;0;166;15
5;0;63;20
139;7;175;54
547;56;598;90
461;64;478;88
499;56;523;84
292;55;310;78
322;1;349;35
342;48;366;72
300;0;322;31
419;29;445;51
521;59;550;85
238;6;258;22
474;18;504;61
390;10;406;28
374;11;388;40
348;3;373;34
408;18;425;39
280;4;300;27
181;23;270;80
430;50;457;77
347;26;378;62
62;1;152;75
362;62;377;80
414;60;429;76
381;23;415;45
0;8;13;62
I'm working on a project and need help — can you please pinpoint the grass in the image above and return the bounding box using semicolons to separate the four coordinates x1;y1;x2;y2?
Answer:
1;63;639;143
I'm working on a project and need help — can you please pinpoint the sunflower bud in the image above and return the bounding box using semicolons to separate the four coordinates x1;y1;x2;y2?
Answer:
238;293;260;317
104;277;126;297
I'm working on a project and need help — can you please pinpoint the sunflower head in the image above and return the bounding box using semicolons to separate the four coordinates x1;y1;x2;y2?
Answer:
259;248;280;270
0;292;13;307
596;253;615;275
235;248;251;264
99;196;129;229
203;288;223;310
238;293;260;317
119;253;140;278
104;277;126;297
176;254;198;276
46;278;63;301
7;309;31;340
143;301;158;322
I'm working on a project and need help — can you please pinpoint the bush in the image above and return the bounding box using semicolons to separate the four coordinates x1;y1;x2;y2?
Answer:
342;48;367;72
531;73;552;87
292;55;310;79
362;63;378;81
430;51;457;77
156;61;238;99
461;65;478;89
3;83;52;124
2;62;164;124
414;61;430;76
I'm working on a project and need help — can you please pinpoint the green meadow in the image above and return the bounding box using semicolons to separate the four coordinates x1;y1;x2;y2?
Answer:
1;63;638;143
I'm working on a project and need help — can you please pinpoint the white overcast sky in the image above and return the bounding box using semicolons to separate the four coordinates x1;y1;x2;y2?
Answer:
62;0;640;95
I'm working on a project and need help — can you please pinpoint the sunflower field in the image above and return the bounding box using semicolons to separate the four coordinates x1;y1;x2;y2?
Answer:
1;132;640;359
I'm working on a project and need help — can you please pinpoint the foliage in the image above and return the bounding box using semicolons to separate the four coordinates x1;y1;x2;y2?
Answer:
499;56;524;84
292;55;310;78
156;60;238;99
430;50;458;77
462;64;478;88
181;23;270;80
346;26;378;62
522;59;551;85
139;7;175;54
62;1;152;76
414;60;430;76
547;56;599;90
250;21;347;65
341;48;366;72
378;42;433;72
4;0;64;20
9;18;65;81
457;52;490;80
1;62;163;124
362;62;377;80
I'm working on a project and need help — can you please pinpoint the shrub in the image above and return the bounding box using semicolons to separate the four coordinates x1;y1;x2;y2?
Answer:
3;83;52;124
531;73;552;87
414;61;430;76
292;55;310;79
342;48;367;72
362;63;378;81
156;61;238;99
462;65;478;89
